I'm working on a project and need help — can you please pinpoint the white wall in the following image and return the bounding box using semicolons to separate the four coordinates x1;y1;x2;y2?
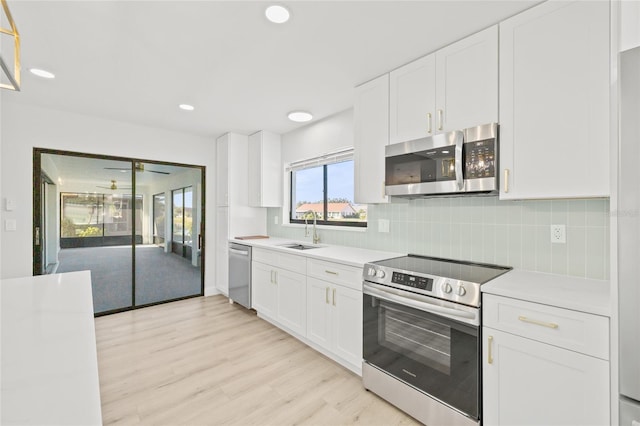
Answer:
281;109;354;164
621;0;640;52
0;102;217;295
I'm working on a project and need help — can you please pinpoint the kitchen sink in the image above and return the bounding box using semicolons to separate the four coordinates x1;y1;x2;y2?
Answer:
278;243;321;250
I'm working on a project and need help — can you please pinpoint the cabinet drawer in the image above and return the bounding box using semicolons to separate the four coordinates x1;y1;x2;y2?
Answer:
307;259;361;291
483;294;609;360
252;247;306;274
253;247;277;265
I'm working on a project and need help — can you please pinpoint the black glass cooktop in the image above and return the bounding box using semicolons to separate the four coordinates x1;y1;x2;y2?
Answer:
372;254;511;284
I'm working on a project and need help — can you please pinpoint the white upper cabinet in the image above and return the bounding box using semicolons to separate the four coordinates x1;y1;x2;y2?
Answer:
389;25;498;144
435;25;498;132
354;74;390;204
499;0;609;199
389;54;436;144
248;131;282;208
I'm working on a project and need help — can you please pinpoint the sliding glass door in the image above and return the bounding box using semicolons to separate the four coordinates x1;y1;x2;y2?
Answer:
34;150;205;315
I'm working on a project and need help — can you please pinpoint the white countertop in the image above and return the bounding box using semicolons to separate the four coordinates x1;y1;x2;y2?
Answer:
230;237;403;268
481;269;611;317
1;271;103;425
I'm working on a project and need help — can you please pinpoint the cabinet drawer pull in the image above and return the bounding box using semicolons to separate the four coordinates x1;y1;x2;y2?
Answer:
437;109;443;131
518;315;558;329
427;112;432;134
325;270;338;276
504;169;510;193
332;288;337;306
488;335;493;364
326;287;330;304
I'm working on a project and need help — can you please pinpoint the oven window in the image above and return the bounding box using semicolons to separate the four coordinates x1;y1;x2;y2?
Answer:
380;302;451;375
363;292;480;420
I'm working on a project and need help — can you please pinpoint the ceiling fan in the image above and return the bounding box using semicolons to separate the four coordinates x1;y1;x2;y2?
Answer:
103;162;170;175
96;180;132;190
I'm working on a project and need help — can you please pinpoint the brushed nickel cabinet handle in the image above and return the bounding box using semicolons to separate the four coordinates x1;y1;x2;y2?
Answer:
518;316;558;329
332;288;337;306
325;287;330;304
504;169;510;193
325;270;338;276
437;109;443;131
427;112;432;134
488;335;494;364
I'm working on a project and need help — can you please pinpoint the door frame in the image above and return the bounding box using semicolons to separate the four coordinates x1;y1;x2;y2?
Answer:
33;148;207;314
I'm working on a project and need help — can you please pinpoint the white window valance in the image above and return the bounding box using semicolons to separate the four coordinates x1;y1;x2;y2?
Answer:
286;147;354;173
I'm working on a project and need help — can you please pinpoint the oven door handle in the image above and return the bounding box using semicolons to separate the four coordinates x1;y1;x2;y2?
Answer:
363;282;479;326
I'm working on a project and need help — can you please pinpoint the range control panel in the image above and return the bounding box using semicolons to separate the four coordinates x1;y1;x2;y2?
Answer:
392;272;433;291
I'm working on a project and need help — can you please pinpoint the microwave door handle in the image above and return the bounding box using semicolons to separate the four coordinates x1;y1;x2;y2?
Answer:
454;130;464;191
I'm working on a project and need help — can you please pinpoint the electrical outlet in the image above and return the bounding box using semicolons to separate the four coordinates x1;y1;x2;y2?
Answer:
274;215;279;225
550;224;566;243
378;219;390;233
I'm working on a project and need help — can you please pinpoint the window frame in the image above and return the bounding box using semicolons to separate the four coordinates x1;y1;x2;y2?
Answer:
288;159;366;228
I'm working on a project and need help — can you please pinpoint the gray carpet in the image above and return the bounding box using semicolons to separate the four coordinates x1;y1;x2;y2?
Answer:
56;245;201;314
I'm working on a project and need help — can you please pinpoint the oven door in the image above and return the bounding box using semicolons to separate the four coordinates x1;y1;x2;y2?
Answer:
363;282;480;420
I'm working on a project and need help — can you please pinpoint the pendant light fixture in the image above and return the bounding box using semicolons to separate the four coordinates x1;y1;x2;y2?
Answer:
0;0;20;91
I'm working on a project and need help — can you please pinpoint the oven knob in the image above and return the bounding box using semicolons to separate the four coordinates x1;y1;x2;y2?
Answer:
367;267;376;277
457;285;467;296
375;269;386;279
442;282;452;294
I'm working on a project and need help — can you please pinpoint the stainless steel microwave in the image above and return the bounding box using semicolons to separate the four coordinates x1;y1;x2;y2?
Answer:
385;123;498;198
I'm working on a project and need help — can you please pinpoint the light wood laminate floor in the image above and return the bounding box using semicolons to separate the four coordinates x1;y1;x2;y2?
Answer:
95;295;420;425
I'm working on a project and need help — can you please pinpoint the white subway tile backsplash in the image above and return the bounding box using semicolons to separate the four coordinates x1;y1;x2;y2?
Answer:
267;197;610;280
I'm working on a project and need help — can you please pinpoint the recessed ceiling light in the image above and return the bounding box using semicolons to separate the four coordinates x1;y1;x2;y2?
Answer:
288;111;313;122
29;68;55;79
179;104;195;111
265;5;290;24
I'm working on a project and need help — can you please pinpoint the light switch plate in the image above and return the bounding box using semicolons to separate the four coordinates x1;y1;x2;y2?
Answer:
5;219;17;231
5;198;15;211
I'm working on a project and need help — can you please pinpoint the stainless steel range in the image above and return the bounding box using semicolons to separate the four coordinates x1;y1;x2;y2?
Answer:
362;255;511;426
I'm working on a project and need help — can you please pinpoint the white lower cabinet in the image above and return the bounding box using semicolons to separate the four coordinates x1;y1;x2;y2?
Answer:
251;261;277;319
306;277;362;371
482;294;610;425
251;248;363;374
251;249;306;337
275;268;306;336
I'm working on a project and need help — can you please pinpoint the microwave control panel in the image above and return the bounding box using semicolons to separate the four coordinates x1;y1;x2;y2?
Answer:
392;272;433;291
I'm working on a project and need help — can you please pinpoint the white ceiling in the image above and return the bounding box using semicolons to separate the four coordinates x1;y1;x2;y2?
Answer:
3;0;541;140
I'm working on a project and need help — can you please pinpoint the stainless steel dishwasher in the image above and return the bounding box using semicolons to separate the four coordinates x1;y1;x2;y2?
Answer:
228;242;252;309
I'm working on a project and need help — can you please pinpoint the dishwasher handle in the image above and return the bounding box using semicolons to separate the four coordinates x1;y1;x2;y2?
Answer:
229;247;250;256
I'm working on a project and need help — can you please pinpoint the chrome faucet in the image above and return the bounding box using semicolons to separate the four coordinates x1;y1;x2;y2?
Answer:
304;210;320;244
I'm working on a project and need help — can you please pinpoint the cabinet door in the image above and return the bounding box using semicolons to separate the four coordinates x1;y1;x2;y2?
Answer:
389;54;436;144
499;0;609;199
215;207;229;295
483;327;610;426
331;284;363;368
251;261;277;319
435;25;498;132
306;277;332;350
216;135;229;207
248;131;282;208
354;74;389;204
276;268;306;336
